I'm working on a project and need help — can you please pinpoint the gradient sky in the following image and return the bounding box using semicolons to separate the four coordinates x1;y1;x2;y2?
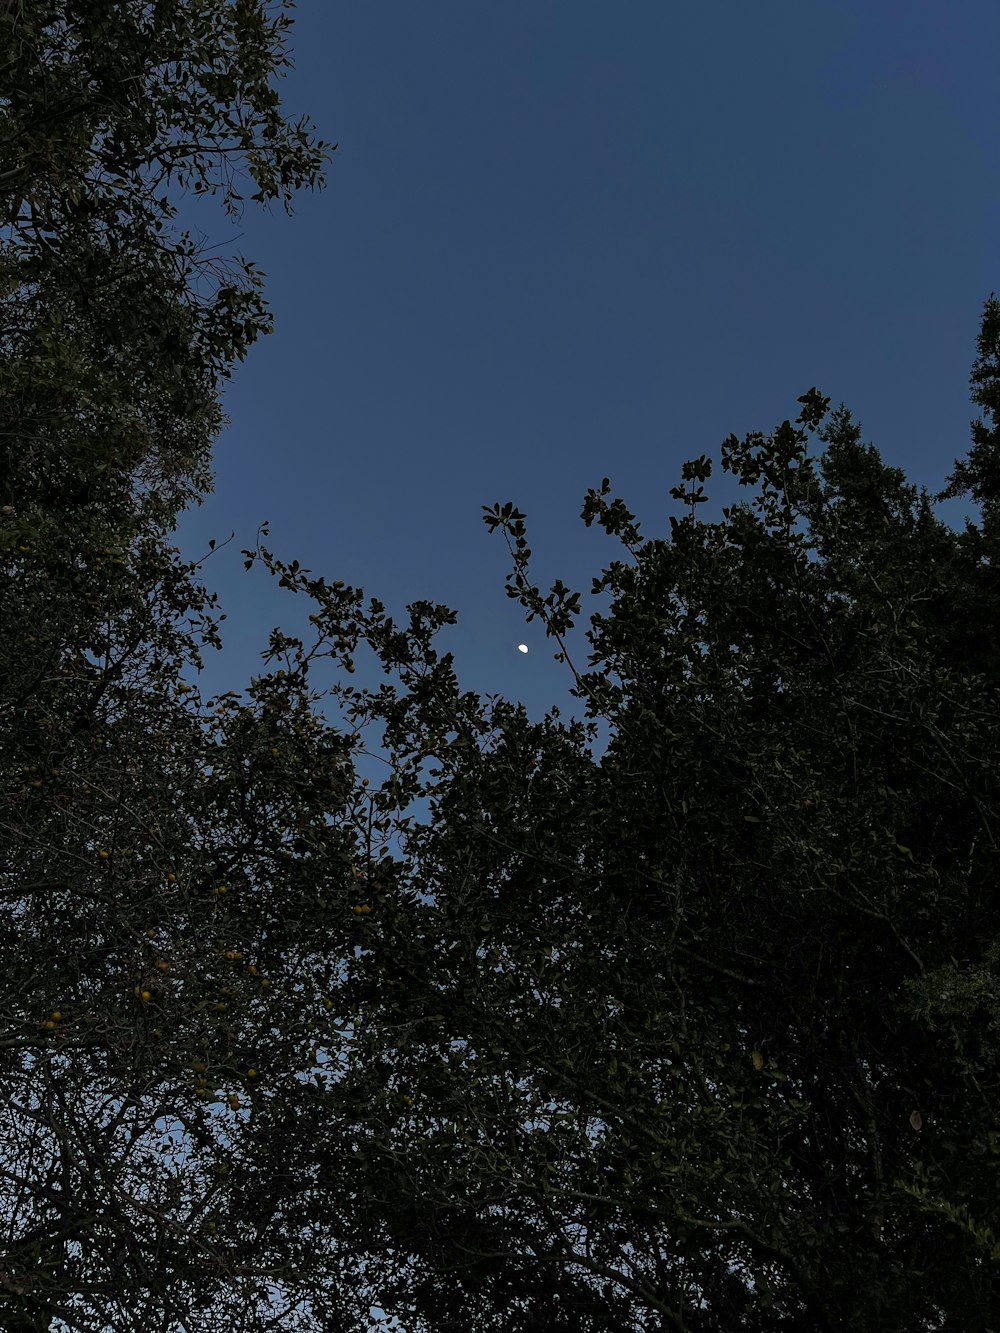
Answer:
160;5;999;1322
171;0;999;787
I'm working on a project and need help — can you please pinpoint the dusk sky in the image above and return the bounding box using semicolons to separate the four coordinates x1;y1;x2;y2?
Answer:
171;0;999;788
153;5;1000;1323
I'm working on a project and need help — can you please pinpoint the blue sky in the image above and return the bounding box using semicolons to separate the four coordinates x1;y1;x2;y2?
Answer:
159;5;1000;1322
172;0;999;782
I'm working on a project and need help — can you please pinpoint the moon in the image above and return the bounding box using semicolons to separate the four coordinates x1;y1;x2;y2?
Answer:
517;644;528;654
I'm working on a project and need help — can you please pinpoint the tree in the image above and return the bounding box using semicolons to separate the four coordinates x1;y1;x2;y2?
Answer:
0;3;390;1328
247;299;1000;1329
1;0;335;532
6;4;1000;1327
0;522;382;1328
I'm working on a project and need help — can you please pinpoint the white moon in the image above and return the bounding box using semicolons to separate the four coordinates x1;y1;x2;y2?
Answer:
517;644;528;654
